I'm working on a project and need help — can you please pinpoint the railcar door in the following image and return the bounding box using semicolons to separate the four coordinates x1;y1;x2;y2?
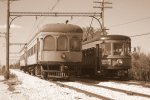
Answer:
36;38;39;63
95;44;102;74
24;44;28;72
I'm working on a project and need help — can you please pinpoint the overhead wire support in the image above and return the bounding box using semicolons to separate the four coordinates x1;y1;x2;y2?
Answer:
93;0;112;35
10;43;26;45
93;7;112;8
9;52;19;54
93;1;112;4
10;12;101;17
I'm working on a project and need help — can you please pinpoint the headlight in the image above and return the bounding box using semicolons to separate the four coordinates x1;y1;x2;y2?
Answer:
108;59;111;65
61;53;66;59
117;59;123;65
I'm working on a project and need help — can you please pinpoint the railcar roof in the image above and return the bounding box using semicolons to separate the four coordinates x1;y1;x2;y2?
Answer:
101;35;131;40
40;23;83;33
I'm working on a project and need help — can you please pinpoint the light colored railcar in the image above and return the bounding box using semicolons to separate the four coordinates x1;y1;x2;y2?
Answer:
20;23;83;79
19;47;26;70
82;35;131;78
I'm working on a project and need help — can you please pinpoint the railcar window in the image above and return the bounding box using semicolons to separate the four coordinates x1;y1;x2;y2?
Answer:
33;45;36;53
102;43;111;56
28;49;30;56
29;49;31;56
43;36;55;51
28;50;30;57
20;54;24;60
31;47;33;55
125;43;131;55
57;36;68;51
27;50;29;57
37;41;40;52
35;44;37;53
113;43;124;55
70;39;80;51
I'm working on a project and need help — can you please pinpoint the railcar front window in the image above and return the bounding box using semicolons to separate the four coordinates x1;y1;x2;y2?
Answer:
113;43;124;55
102;43;111;56
57;36;68;51
70;39;80;51
125;43;131;55
43;36;55;51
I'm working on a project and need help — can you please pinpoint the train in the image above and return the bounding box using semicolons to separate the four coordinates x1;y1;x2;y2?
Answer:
20;23;83;79
82;34;131;78
19;23;131;79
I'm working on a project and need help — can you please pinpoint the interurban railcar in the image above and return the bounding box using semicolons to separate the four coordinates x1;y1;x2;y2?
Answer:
82;35;131;78
20;23;131;79
20;23;83;79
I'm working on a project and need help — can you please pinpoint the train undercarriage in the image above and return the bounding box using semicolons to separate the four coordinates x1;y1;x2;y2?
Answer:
20;64;129;80
20;63;82;79
80;66;129;79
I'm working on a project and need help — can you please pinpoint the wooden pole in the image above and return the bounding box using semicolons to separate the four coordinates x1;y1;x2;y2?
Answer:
4;0;10;79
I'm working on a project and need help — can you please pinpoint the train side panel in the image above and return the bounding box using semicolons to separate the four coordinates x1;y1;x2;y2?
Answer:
27;54;37;65
41;51;82;62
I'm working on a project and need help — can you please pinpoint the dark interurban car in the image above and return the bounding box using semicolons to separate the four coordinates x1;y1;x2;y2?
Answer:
82;34;131;78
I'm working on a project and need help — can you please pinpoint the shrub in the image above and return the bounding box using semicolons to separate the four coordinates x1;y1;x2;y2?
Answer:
129;52;150;81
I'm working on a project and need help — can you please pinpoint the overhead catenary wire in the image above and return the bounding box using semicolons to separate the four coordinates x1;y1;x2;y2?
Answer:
106;16;150;38
108;16;150;28
130;32;150;37
35;0;60;29
26;0;60;42
31;0;59;32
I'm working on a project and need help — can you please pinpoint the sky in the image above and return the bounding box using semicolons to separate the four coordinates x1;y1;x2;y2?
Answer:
0;0;150;65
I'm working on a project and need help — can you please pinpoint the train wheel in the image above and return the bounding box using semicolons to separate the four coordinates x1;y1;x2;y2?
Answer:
35;66;41;76
23;66;28;73
27;67;31;75
41;71;47;79
40;65;47;79
119;71;129;81
31;68;35;76
122;74;129;81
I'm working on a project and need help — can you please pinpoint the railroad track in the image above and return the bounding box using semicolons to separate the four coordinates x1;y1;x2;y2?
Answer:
75;79;150;97
13;70;112;100
76;76;150;88
48;80;112;100
68;77;150;98
11;69;150;100
44;78;150;100
109;80;150;88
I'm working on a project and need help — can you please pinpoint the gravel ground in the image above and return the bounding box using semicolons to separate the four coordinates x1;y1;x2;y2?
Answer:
0;70;100;100
0;69;150;100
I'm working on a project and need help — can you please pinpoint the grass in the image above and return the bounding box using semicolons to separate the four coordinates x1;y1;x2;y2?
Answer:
0;69;4;75
0;68;21;92
2;72;22;93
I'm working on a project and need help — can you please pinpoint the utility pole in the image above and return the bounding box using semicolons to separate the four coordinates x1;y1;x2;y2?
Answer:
4;0;10;79
2;0;19;79
93;0;112;35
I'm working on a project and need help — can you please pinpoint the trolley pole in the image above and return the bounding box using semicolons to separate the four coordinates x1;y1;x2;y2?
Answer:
101;0;105;33
93;0;112;35
4;0;10;79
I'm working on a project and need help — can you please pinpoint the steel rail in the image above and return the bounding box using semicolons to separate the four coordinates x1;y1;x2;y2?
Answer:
49;80;112;100
72;78;150;98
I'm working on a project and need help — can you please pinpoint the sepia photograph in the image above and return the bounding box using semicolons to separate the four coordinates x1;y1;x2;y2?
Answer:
0;0;150;99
